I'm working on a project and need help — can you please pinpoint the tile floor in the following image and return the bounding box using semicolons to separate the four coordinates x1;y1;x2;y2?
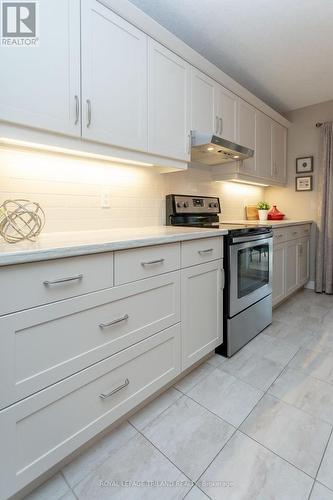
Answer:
24;290;333;500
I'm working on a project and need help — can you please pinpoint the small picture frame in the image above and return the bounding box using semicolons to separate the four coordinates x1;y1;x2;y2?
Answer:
296;156;313;173
295;176;313;192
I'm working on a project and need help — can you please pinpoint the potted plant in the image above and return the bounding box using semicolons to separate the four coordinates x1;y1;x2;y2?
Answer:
256;201;270;221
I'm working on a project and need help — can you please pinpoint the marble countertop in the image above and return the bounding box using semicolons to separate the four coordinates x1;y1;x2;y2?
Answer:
0;226;228;266
221;219;313;228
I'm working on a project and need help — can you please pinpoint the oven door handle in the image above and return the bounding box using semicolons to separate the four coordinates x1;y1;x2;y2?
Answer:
231;233;272;244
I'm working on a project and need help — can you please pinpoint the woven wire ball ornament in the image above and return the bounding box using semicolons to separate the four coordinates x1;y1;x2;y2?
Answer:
0;199;45;243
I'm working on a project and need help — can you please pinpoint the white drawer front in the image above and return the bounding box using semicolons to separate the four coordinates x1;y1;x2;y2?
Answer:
0;272;180;409
285;224;311;241
0;253;113;316
0;325;181;500
273;228;287;245
181;237;223;268
114;242;180;285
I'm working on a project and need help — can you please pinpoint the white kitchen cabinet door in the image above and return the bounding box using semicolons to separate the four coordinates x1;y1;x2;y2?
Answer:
298;237;310;286
81;1;148;151
181;260;223;370
273;244;286;306
190;68;217;134
256;111;272;179
0;0;81;136
237;100;256;175
285;240;299;296
271;121;287;183
148;39;190;161
217;86;238;142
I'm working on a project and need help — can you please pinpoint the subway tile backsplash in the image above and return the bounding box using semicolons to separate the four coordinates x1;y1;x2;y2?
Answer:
0;147;264;232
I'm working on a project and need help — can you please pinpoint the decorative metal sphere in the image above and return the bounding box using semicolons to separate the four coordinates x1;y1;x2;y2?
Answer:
0;199;45;244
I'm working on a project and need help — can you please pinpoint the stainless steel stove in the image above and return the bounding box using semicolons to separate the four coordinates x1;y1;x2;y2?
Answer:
166;194;273;356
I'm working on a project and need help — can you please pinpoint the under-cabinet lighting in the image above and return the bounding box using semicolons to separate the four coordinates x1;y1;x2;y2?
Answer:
0;137;155;167
228;178;269;187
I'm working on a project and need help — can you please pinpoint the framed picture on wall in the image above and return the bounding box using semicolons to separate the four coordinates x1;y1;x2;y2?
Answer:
295;176;313;191
296;156;313;173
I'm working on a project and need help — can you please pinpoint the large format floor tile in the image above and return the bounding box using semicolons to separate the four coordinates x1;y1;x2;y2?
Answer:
288;347;333;384
25;473;71;500
74;433;191;500
265;322;318;348
310;482;333;500
188;368;263;427
243;333;299;365
174;361;215;394
240;394;332;477
306;328;333;356
198;431;313;500
142;395;235;481
317;432;333;491
62;422;137;488
269;368;333;424
129;388;182;431
220;349;284;391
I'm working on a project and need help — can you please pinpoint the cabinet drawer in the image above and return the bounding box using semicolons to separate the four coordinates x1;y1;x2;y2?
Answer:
273;228;287;245
0;253;113;316
114;243;180;285
0;325;181;500
285;224;311;241
0;272;180;409
181;237;223;267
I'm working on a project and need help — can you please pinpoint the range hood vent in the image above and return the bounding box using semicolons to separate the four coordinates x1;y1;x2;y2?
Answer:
191;131;254;166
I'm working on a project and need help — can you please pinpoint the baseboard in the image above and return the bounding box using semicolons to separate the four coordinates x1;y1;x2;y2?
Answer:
305;280;315;290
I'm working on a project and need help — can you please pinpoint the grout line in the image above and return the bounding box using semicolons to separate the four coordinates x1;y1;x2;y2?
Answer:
313;426;333;483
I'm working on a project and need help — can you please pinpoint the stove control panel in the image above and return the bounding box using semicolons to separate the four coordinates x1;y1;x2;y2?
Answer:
167;194;221;214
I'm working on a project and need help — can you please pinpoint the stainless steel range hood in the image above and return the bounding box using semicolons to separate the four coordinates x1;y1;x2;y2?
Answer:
191;131;254;166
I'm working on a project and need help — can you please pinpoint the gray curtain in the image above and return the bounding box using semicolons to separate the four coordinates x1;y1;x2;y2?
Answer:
316;122;333;293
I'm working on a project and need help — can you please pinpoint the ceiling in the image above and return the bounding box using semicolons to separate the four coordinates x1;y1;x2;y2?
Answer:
129;0;333;113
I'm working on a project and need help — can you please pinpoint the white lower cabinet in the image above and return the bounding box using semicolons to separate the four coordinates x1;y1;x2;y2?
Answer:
298;237;310;286
181;259;223;370
272;243;286;306
0;236;224;499
272;226;310;307
0;325;181;500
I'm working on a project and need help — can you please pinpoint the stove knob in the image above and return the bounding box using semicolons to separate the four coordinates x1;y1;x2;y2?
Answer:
209;202;218;208
184;202;189;208
176;202;182;208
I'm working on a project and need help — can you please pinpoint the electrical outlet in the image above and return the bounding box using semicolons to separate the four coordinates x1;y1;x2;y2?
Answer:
100;189;111;208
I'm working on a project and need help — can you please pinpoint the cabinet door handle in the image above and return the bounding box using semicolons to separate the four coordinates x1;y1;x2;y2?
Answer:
215;116;219;134
219;117;223;135
220;268;225;290
43;274;83;286
198;248;213;255
187;133;191;155
86;99;92;127
99;314;129;329
74;95;79;125
141;258;165;266
99;378;129;400
292;231;298;236
276;234;283;239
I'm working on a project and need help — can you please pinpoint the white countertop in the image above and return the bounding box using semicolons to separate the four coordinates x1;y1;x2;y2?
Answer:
221;219;313;228
0;226;228;266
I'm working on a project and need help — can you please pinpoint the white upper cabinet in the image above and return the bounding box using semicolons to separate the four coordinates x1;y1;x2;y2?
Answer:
256;111;272;179
0;0;81;137
216;86;238;143
190;69;217;134
81;1;148;151
271;121;287;183
237;100;256;175
148;40;190;161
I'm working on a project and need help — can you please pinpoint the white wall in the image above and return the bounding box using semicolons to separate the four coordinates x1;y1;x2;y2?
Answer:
0;146;265;233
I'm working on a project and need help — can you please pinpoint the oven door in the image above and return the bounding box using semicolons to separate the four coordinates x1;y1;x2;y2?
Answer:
229;236;272;317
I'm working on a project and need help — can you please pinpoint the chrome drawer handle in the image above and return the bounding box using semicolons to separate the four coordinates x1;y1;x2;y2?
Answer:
86;99;92;127
74;95;79;125
141;258;165;266
198;248;213;254
43;274;83;286
99;378;129;400
99;314;129;329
